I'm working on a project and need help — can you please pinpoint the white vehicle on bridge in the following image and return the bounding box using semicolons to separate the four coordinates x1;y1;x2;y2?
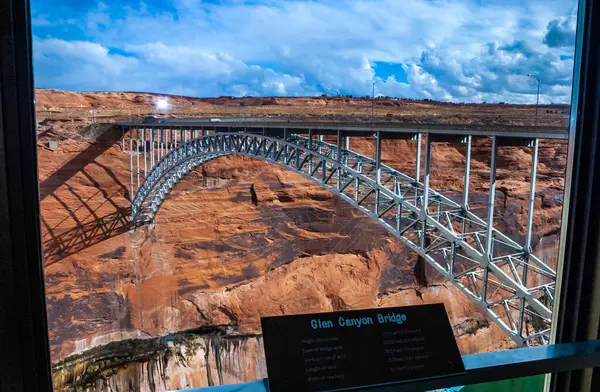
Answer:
209;118;222;122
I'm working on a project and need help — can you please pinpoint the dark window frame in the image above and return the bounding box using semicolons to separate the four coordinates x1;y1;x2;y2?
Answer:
0;0;52;390
0;0;598;391
550;0;600;390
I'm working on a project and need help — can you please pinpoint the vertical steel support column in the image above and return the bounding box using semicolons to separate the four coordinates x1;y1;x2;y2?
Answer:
421;135;432;248
129;127;134;202
346;136;350;150
463;136;472;208
375;131;382;215
121;126;125;152
174;127;178;148
337;130;342;190
136;127;140;190
524;139;539;255
423;135;431;215
483;136;498;302
308;129;313;174
319;135;323;154
159;128;163;160
518;139;540;337
416;133;422;182
166;126;169;152
284;129;288;162
143;128;147;179
462;135;472;238
150;128;154;168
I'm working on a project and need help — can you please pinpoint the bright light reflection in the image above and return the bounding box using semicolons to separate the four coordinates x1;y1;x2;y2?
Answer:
155;98;169;110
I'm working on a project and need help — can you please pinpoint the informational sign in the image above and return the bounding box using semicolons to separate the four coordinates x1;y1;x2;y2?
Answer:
260;304;464;391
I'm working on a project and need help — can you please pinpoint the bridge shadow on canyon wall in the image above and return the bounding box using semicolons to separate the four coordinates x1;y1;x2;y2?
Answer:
39;126;131;266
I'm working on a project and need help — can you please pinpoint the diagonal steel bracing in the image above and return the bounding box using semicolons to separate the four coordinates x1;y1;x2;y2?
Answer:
125;128;556;347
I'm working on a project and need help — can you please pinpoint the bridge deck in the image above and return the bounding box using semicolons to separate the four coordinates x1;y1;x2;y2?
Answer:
115;119;569;140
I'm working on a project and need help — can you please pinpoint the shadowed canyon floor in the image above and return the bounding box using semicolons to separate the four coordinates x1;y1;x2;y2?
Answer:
38;91;567;390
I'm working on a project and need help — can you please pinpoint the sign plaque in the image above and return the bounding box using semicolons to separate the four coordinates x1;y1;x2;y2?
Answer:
261;303;464;391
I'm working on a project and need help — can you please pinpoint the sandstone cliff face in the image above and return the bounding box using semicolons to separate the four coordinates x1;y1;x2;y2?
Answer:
40;121;566;390
52;329;266;391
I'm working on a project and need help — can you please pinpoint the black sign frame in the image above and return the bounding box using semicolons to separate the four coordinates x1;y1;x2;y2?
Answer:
261;303;465;391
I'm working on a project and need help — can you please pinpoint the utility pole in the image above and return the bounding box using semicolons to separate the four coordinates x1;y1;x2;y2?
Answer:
527;74;541;127
372;79;385;127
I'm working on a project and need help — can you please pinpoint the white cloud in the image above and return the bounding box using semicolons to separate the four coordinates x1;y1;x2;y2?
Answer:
401;39;575;103
33;37;316;97
33;38;139;91
85;2;111;32
544;13;577;48
32;0;579;103
32;15;51;27
35;38;132;72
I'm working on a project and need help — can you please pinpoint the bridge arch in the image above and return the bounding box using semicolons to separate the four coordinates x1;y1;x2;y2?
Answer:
130;131;555;346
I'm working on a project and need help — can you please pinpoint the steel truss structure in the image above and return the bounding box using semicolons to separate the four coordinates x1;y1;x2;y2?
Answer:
120;125;556;346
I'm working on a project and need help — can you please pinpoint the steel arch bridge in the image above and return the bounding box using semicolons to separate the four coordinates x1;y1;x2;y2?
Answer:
117;122;561;347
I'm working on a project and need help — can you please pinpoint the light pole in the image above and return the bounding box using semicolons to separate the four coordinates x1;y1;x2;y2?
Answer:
372;79;385;127
527;74;541;127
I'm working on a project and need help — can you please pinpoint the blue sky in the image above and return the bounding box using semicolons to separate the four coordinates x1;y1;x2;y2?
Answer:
31;0;578;103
